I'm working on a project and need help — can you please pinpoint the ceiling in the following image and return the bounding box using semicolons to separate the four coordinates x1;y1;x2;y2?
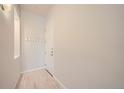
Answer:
20;4;54;16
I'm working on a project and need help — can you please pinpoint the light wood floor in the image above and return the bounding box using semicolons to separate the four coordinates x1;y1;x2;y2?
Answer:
17;69;62;89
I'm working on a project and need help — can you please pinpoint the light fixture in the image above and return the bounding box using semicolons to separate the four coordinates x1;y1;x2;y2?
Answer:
0;4;11;12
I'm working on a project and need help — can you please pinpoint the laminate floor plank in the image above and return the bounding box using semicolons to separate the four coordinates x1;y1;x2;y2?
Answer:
17;69;62;89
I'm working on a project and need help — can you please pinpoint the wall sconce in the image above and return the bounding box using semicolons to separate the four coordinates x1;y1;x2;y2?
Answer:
0;4;11;12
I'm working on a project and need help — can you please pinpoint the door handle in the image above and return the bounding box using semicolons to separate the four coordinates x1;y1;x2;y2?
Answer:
50;48;54;56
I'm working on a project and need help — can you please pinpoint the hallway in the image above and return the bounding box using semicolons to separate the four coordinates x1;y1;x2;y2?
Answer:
17;69;62;89
0;4;124;89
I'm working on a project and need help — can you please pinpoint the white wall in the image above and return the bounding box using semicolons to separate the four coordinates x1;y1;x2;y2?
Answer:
46;5;124;88
45;16;55;74
0;5;21;88
21;10;45;72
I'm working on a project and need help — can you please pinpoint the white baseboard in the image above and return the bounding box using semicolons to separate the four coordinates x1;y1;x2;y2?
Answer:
44;69;66;89
53;75;66;89
21;66;47;74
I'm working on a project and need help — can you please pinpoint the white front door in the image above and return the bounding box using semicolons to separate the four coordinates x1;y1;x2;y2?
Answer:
21;11;45;72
